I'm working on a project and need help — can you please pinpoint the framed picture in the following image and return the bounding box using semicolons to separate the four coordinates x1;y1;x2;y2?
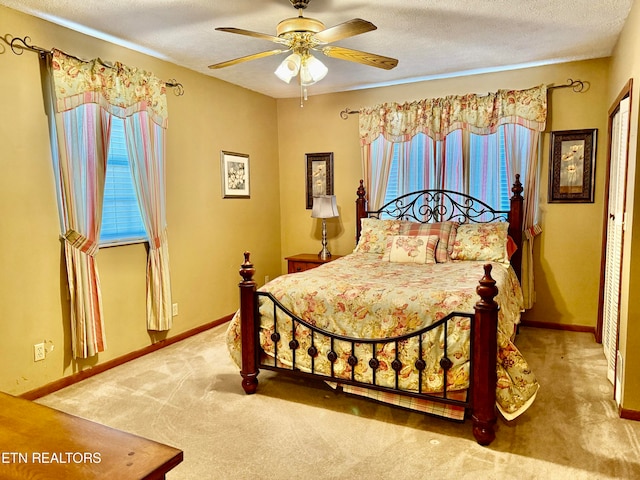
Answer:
305;152;334;209
221;151;250;198
548;129;597;203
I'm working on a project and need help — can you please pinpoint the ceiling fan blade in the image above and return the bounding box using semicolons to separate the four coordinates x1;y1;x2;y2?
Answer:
321;46;398;70
313;18;376;44
215;27;290;46
208;49;287;69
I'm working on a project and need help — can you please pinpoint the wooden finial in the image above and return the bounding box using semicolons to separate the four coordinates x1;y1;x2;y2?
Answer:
357;179;366;199
476;264;498;309
239;251;255;283
512;173;523;198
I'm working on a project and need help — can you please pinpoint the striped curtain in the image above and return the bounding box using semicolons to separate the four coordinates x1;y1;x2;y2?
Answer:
48;49;171;357
361;138;394;210
504;124;543;309
49;102;111;358
124;113;172;331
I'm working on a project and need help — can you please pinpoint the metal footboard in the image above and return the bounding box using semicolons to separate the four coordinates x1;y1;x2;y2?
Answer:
256;291;475;409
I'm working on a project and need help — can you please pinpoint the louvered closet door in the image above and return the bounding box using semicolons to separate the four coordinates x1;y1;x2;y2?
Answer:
603;96;629;389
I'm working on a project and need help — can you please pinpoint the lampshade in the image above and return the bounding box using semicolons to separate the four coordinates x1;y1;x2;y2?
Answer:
274;53;302;83
274;52;327;86
311;195;339;219
300;55;328;86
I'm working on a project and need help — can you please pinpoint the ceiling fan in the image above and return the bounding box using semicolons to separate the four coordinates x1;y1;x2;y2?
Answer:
208;0;398;93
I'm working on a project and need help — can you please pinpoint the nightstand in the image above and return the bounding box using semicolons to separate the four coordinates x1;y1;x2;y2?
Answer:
285;253;343;273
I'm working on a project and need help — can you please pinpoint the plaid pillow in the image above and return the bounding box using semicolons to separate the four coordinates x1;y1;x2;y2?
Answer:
399;221;458;263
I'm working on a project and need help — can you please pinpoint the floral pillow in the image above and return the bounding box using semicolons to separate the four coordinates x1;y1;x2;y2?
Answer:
450;222;510;264
399;221;458;263
383;235;439;264
355;218;402;254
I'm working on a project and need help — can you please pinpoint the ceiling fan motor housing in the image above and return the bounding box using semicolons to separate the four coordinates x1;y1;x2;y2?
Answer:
276;16;325;37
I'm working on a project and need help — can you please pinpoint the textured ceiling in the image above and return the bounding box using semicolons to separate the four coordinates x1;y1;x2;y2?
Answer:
1;0;634;98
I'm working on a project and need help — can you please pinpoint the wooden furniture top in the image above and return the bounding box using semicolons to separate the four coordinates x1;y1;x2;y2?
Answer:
286;253;343;273
285;253;343;264
0;392;183;479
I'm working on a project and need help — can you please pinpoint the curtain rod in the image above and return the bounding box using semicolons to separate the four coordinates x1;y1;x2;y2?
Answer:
8;35;184;96
547;78;587;92
339;78;587;119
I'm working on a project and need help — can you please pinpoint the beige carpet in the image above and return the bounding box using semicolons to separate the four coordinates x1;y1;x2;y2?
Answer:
37;324;640;479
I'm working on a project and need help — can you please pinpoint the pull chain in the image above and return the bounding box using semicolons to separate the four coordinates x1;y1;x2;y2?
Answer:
300;80;304;107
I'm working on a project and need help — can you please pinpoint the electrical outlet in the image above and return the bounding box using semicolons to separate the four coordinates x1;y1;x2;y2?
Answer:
172;303;179;316
34;343;45;362
265;275;270;284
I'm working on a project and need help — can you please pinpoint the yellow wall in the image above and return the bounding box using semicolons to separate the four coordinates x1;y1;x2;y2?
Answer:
0;5;282;395
277;59;610;330
608;0;640;411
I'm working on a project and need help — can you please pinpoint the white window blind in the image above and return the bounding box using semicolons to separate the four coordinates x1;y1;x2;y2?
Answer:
100;116;147;244
383;128;516;212
468;129;512;212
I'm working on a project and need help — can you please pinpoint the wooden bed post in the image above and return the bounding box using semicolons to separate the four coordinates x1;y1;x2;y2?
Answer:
355;180;367;243
239;252;259;394
472;264;499;446
508;174;524;281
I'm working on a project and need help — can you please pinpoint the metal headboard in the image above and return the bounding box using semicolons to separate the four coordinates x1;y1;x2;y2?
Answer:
369;189;509;224
354;175;524;280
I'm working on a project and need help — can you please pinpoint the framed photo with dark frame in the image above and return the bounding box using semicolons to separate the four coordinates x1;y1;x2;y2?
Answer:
221;151;250;198
548;129;597;203
305;152;334;209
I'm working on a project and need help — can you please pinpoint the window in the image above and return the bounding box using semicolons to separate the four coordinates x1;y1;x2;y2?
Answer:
467;129;512;212
100;116;147;244
383;126;528;212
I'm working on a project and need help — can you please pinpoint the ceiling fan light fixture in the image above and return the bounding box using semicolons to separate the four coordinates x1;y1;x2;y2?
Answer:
300;54;328;86
274;53;302;83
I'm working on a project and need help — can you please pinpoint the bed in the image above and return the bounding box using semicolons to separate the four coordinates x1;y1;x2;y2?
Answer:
226;175;538;445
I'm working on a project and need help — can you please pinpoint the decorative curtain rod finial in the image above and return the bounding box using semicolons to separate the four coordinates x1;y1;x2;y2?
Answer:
165;79;184;96
548;78;588;93
8;35;50;58
340;107;358;120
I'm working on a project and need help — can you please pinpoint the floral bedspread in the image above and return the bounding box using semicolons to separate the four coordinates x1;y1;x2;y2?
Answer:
226;252;538;420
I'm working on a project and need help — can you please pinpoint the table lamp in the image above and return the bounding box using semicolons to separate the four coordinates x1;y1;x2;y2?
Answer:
311;195;339;260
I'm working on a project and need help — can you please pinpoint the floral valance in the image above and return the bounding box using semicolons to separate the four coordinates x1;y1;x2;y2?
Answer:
50;49;168;127
358;84;547;144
